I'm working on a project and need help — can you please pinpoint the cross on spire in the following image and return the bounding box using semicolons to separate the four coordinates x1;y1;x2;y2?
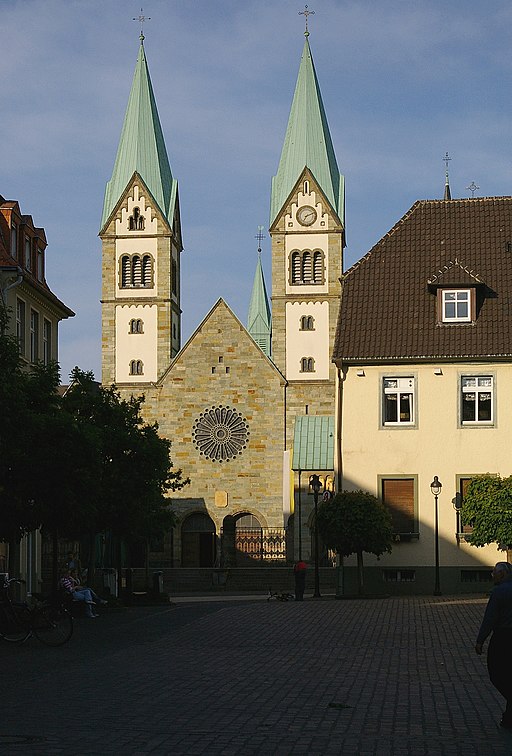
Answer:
299;4;315;37
255;225;265;255
133;7;151;42
443;152;451;173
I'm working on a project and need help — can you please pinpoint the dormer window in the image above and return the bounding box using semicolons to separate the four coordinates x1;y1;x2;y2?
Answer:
441;289;471;322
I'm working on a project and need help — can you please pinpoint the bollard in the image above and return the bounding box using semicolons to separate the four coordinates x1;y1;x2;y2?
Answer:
125;567;133;597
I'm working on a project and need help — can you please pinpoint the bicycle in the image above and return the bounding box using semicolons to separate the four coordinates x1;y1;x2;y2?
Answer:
0;577;73;646
267;588;295;602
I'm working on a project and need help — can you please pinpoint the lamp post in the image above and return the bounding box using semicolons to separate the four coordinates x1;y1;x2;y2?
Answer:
430;476;442;596
298;471;302;560
310;474;321;598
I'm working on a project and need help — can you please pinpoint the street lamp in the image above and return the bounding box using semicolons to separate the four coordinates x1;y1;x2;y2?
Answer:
430;476;442;596
310;474;321;598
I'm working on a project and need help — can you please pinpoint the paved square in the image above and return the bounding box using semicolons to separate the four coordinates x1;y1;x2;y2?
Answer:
1;595;510;754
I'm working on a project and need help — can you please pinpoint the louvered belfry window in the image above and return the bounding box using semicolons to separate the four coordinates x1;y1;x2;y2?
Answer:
381;478;416;534
302;251;312;282
289;250;324;285
120;254;153;288
313;251;323;283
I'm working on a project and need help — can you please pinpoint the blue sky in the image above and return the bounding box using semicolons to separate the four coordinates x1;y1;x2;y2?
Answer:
2;0;512;381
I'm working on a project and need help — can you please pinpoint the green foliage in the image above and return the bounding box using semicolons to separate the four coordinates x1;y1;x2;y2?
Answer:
317;490;393;559
62;369;189;541
0;312;189;551
462;474;512;548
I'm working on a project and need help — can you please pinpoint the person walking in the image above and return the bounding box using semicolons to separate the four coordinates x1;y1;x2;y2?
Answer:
475;561;512;729
294;560;307;601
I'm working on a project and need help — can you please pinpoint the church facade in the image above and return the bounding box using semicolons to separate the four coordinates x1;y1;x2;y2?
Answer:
99;33;341;568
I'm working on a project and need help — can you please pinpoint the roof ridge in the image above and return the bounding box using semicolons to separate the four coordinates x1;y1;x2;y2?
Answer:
343;200;422;278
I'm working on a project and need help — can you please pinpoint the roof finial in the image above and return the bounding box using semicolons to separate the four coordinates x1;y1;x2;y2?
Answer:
255;225;265;257
443;151;452;200
133;7;151;43
299;4;315;37
466;180;479;198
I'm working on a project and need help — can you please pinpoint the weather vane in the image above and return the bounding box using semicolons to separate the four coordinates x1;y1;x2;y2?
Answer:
299;5;315;36
133;7;151;41
466;181;479;198
255;226;266;255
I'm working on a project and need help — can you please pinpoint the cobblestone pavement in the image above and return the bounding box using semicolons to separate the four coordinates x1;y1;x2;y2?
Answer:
1;594;511;755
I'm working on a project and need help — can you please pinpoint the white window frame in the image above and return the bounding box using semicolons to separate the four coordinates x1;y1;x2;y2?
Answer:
382;376;415;427
460;375;494;426
442;289;471;323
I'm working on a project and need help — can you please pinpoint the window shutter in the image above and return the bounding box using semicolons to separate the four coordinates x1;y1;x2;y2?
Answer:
382;478;415;533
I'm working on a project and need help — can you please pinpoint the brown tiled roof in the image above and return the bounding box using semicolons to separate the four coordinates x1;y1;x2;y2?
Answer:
333;197;512;363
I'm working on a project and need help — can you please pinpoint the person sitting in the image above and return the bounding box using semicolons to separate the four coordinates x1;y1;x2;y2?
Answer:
59;569;107;618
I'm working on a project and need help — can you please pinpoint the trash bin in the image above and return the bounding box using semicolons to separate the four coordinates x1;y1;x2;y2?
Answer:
152;570;163;594
101;568;118;597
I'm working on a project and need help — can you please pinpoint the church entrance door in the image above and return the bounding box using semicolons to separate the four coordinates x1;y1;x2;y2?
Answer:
181;513;216;567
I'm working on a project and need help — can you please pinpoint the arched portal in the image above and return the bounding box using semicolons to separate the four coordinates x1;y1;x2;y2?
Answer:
181;513;216;567
235;514;263;563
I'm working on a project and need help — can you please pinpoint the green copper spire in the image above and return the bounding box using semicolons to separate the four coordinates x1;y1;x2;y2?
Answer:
247;242;272;357
101;39;177;230
270;36;344;226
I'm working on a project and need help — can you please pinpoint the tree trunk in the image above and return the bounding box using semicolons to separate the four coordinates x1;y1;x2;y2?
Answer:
356;550;365;595
144;539;150;591
116;537;123;599
86;533;96;588
8;539;19;578
51;529;59;591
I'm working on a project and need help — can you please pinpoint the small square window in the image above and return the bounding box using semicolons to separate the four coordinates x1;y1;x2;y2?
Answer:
383;377;415;426
441;289;471;322
461;375;494;425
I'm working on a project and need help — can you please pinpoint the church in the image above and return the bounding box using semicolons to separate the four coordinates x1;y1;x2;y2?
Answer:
99;28;341;573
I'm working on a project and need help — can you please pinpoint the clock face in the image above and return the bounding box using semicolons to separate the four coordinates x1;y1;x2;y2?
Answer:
297;206;317;226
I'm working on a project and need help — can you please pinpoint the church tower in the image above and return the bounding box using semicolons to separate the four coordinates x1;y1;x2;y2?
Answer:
247;230;272;357
99;34;182;386
270;30;344;443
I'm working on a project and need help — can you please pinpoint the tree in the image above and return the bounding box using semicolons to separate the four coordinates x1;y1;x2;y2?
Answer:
63;370;190;591
461;474;512;552
316;490;393;595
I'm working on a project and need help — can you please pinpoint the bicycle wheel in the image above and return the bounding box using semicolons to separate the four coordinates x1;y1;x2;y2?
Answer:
32;605;73;646
0;605;32;643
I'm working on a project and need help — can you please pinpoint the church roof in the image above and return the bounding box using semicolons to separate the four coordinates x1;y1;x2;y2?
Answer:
334;197;512;363
270;37;344;226
100;40;177;230
247;253;271;357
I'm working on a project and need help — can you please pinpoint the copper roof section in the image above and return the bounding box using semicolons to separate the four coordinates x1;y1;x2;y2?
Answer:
333;197;512;363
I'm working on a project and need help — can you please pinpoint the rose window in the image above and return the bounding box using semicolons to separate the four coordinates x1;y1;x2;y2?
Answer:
192;406;249;462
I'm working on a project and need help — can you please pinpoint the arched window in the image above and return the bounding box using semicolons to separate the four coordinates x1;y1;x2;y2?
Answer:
291;251;301;283
302;251;312;283
119;254;154;289
128;207;145;231
289;250;324;285
129;319;143;334
313;251;324;283
132;256;142;287
121;256;130;287
142;255;152;287
129;359;144;375
303;180;309;194
300;315;315;331
301;357;315;373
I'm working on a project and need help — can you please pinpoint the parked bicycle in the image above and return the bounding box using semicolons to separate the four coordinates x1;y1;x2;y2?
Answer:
267;588;295;602
0;577;73;646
